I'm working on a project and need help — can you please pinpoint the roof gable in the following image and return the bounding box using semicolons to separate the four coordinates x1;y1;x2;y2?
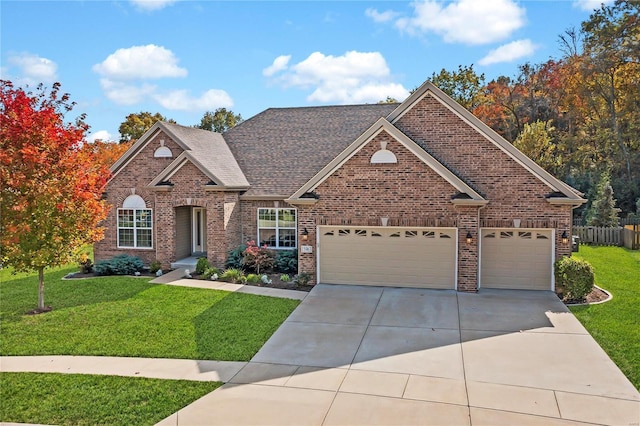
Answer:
386;81;585;204
288;117;485;204
110;121;248;190
224;104;398;198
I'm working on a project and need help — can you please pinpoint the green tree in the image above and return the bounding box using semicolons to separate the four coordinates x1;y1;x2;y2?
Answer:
378;96;399;104
118;112;174;143
0;81;110;311
196;108;243;133
513;120;559;174
429;64;486;111
587;172;620;227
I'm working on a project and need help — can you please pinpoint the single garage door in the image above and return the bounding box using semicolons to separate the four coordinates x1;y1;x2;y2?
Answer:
319;226;457;289
480;229;553;290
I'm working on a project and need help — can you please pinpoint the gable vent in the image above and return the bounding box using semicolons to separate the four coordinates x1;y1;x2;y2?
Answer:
371;141;397;164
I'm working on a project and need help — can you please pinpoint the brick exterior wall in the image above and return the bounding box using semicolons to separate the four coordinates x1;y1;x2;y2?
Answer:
94;131;243;269
298;132;483;290
394;93;573;262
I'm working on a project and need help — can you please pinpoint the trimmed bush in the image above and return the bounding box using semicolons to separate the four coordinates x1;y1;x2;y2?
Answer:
149;260;162;274
275;249;297;274
202;266;221;280
195;257;210;275
555;256;595;300
294;272;312;287
95;254;144;276
225;244;247;269
246;273;260;283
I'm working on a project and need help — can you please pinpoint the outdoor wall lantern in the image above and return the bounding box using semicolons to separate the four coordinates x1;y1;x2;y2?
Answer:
301;228;309;241
561;230;569;245
466;231;473;244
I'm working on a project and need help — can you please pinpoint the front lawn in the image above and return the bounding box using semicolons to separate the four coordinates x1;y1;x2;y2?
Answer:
0;266;300;361
0;372;220;426
571;246;640;389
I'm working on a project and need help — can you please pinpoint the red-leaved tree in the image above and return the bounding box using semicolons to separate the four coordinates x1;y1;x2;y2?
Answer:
0;80;110;312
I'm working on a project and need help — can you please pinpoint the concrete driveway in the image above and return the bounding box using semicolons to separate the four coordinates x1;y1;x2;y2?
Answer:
160;285;640;425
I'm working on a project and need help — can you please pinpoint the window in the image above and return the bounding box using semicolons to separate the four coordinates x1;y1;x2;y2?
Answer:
118;195;152;248
258;208;297;248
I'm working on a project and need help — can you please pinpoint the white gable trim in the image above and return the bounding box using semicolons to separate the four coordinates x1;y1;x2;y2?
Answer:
387;81;585;203
109;121;193;181
147;152;224;188
289;118;484;201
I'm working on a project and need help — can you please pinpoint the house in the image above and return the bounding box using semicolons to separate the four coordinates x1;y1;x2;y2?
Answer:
95;80;585;292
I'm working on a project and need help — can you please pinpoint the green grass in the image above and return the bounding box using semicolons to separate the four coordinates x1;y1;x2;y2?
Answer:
570;246;640;389
0;372;220;426
1;266;300;361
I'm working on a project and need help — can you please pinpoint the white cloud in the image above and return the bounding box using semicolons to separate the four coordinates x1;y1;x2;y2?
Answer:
87;130;114;143
262;55;291;77
99;79;157;105
130;0;176;11
572;0;614;11
395;0;526;45
365;8;400;23
478;39;537;65
7;53;58;84
93;45;187;80
265;51;409;104
153;89;233;111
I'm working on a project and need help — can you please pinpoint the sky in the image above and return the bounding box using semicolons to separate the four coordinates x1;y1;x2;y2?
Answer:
1;0;613;143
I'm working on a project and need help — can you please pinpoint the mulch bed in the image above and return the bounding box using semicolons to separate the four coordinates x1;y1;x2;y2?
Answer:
64;271;165;279
560;286;610;305
192;272;313;292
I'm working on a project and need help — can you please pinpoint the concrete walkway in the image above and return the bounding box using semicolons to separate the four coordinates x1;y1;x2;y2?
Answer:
151;271;308;301
159;285;640;426
0;355;246;382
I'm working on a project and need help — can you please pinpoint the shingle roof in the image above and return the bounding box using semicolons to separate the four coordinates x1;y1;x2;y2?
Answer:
161;122;249;188
223;103;398;196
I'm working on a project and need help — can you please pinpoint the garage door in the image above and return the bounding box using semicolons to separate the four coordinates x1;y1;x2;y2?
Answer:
319;226;457;289
480;229;553;290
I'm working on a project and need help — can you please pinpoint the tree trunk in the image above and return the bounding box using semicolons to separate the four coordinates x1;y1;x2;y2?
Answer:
38;267;45;311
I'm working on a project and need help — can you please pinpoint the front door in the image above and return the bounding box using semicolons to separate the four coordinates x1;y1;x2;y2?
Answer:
192;207;206;254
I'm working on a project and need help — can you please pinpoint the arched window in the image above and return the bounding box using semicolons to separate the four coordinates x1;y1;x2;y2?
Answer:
117;195;152;248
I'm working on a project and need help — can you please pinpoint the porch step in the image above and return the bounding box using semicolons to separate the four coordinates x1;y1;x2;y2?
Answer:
170;256;199;271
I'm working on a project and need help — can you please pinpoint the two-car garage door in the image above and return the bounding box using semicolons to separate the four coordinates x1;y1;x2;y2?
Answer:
318;226;456;289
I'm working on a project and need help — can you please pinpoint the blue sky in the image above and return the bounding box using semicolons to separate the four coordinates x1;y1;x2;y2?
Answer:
1;0;611;142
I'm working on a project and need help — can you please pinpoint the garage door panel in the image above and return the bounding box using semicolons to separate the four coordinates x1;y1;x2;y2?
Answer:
319;226;456;289
481;229;552;291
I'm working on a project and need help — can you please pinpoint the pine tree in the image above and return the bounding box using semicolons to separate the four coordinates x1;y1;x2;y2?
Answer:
587;173;620;227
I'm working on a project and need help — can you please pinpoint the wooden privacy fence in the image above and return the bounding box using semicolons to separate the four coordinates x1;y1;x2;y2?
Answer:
573;226;640;250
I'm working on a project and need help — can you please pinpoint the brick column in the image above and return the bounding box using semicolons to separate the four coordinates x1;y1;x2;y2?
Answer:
297;205;317;285
457;206;480;292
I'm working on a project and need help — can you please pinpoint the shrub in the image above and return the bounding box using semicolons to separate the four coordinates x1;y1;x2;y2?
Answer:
149;260;162;274
280;274;291;282
555;256;595;300
275;249;297;274
294;272;312;287
78;253;93;274
202;266;221;280
94;254;144;276
195;257;210;275
219;268;244;284
245;273;260;283
242;240;275;274
225;243;247;269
